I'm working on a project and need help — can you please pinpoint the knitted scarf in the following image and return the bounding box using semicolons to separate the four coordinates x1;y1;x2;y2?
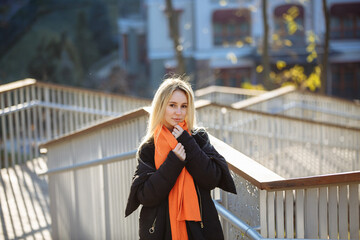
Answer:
154;121;201;240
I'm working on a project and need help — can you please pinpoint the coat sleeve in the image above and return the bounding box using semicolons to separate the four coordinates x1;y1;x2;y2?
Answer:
177;130;222;190
177;130;237;194
135;142;186;207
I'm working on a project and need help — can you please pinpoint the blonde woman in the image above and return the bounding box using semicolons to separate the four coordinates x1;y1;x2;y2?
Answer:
125;77;236;240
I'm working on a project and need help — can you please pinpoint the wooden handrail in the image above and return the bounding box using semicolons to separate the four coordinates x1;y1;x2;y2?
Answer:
195;85;266;97
0;78;151;102
261;171;360;190
231;85;296;109
0;78;37;93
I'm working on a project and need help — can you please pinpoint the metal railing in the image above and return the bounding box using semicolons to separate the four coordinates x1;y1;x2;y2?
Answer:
0;79;150;168
233;87;360;129
3;81;359;239
195;85;266;106
197;103;360;178
40;107;360;239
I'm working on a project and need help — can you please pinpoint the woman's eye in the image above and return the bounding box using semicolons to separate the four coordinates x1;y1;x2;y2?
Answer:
169;104;175;107
182;105;187;108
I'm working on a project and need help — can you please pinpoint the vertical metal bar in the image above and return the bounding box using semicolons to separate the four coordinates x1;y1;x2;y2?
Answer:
57;89;63;137
259;190;268;238
25;87;33;162
305;188;318;238
267;191;275;238
1;93;9;168
349;184;359;240
285;190;294;238
295;189;305;238
14;90;21;165
338;185;348;239
84;92;90;124
318;187;328;239
63;91;69;134
31;86;39;159
44;87;51;141
37;86;44;145
276;191;284;238
70;91;76;133
328;186;338;239
52;88;58;138
19;87;26;163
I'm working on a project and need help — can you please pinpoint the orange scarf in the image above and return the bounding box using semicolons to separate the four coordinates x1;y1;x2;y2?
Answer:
154;121;201;240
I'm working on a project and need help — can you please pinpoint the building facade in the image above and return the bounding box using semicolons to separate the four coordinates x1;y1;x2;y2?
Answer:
118;0;360;99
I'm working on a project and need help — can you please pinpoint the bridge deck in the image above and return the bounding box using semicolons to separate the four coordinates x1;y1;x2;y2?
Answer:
0;158;51;240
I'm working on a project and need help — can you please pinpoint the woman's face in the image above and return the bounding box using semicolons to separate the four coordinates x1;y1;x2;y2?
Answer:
163;90;188;130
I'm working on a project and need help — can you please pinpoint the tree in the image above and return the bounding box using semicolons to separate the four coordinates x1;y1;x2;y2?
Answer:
27;32;82;85
261;0;272;89
321;0;330;94
165;0;186;75
88;1;116;55
75;11;99;77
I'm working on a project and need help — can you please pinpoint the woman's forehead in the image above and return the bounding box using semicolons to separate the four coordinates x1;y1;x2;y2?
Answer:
169;90;188;102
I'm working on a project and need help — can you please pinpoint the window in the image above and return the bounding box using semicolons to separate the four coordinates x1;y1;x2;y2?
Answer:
122;34;128;62
212;9;251;46
214;68;251;87
138;34;146;64
330;3;360;39
273;4;305;46
331;62;360;100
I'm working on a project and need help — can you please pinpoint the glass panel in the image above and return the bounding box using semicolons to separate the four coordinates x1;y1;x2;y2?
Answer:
357;16;360;37
228;24;236;43
343;17;354;38
330;17;341;39
213;24;222;45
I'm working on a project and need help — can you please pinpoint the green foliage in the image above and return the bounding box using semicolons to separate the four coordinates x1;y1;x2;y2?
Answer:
88;1;116;55
0;0;118;87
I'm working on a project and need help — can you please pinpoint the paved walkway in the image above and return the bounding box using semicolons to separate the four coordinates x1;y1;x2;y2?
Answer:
0;158;51;240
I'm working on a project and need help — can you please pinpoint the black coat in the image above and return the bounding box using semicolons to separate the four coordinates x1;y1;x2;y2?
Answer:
125;129;237;240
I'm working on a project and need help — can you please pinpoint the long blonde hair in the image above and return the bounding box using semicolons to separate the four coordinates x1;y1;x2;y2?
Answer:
142;77;196;145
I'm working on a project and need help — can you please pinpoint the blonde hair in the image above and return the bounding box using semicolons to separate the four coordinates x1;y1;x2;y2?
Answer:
141;77;196;145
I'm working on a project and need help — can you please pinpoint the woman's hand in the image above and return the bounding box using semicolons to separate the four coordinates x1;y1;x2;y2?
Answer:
173;143;186;161
172;125;184;139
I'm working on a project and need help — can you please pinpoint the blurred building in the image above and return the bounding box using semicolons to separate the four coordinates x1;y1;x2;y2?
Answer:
118;0;360;99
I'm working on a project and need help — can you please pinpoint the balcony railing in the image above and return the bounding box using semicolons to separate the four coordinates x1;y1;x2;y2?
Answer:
232;85;360;128
40;107;360;240
2;81;359;239
0;79;150;168
195;85;266;106
197;103;360;178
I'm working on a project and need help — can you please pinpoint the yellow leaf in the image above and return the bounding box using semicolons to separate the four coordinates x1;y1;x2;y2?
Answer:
288;6;299;18
306;43;315;52
245;36;253;43
284;39;293;46
276;60;286;70
236;41;244;47
307;55;313;63
256;65;263;73
226;52;238;64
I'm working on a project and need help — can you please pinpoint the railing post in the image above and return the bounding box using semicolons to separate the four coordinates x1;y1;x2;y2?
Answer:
44;86;51;141
1;93;8;168
259;190;267;238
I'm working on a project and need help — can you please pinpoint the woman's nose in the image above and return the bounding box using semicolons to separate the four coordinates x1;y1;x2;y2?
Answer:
175;107;181;114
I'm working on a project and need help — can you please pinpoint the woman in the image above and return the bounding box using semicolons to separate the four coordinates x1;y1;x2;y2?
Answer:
125;77;236;240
